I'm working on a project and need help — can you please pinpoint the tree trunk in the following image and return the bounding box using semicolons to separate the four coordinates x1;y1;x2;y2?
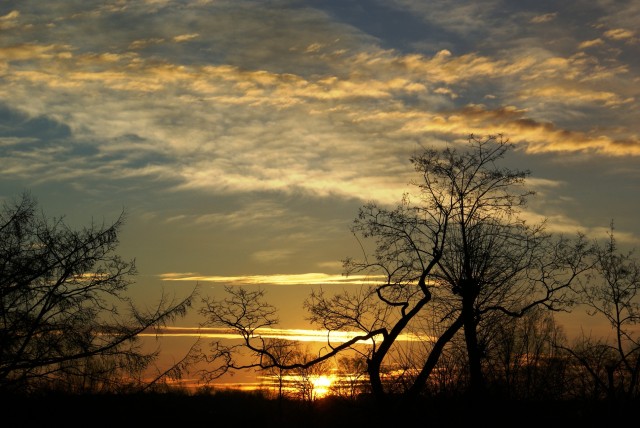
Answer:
462;294;485;400
406;314;464;399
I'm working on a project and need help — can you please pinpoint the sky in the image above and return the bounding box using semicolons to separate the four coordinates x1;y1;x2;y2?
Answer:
1;0;639;345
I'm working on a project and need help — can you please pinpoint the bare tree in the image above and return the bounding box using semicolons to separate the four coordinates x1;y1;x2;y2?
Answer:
198;286;360;379
0;192;196;393
262;338;302;399
315;135;590;400
482;307;568;399
333;355;369;399
565;224;640;399
197;134;592;403
289;350;333;402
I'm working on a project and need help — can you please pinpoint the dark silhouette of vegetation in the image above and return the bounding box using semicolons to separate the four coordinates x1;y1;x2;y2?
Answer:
0;192;197;393
562;223;640;400
197;134;596;404
2;136;639;427
2;386;635;427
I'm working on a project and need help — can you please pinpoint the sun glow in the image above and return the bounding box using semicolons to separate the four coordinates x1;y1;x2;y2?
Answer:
311;374;335;399
140;326;434;343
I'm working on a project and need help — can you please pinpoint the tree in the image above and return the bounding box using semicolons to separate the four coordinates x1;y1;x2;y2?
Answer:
564;223;640;399
333;355;369;399
198;286;376;390
483;307;569;399
289;350;333;402
198;134;592;403
315;134;590;400
0;192;196;393
261;338;301;399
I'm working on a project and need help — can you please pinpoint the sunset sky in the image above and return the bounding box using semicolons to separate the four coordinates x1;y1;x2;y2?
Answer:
1;0;639;346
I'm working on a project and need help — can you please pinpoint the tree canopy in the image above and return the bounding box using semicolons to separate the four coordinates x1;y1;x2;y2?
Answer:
197;134;630;403
0;192;196;393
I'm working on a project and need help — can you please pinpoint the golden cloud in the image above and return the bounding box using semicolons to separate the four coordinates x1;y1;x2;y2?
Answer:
0;44;61;61
140;326;429;343
128;38;165;49
173;33;199;42
518;85;628;107
159;272;385;286
578;38;605;50
394;105;640;157
0;10;19;29
604;28;635;40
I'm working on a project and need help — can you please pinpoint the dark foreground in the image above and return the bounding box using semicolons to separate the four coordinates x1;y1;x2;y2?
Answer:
2;391;635;428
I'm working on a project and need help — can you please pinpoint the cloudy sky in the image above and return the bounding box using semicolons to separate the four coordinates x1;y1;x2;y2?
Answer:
1;0;639;330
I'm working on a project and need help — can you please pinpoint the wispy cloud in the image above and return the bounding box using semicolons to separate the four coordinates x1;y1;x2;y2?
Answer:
1;0;638;284
603;28;636;41
578;38;605;50
530;12;557;24
159;272;384;286
2;7;637;210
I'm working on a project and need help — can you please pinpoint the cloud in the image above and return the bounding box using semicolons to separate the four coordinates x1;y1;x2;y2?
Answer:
128;38;165;50
159;272;384;286
530;12;558;24
517;85;630;108
252;249;295;264
0;43;67;61
3;29;635;210
0;10;20;29
603;28;636;41
142;326;426;343
186;201;289;229
578;38;605;49
387;0;502;37
2;0;638;254
383;104;640;157
173;33;199;43
0;10;19;20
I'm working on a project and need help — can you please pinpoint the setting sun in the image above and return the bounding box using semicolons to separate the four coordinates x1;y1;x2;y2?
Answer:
311;375;335;399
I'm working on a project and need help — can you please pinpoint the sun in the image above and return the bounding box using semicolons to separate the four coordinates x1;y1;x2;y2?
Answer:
311;375;334;399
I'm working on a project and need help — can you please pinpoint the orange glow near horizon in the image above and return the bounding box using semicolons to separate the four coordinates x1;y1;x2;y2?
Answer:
311;374;335;399
139;326;434;343
158;272;387;286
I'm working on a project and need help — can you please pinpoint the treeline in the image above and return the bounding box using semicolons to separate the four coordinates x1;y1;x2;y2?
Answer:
197;135;640;406
2;135;639;420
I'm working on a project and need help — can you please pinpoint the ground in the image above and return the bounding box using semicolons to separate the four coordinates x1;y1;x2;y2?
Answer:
2;391;634;428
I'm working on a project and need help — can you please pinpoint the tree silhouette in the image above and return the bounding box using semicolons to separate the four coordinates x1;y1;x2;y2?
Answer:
312;134;592;400
198;134;593;403
563;223;640;399
483;307;569;399
0;192;196;393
